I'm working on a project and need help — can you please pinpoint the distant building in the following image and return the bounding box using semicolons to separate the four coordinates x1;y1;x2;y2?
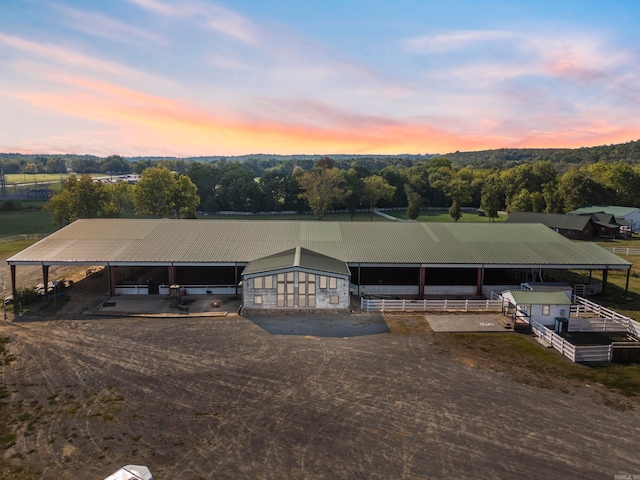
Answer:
568;206;640;233
506;211;596;240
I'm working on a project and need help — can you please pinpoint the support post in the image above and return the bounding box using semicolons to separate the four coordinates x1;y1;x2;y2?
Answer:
625;268;631;299
42;265;49;299
234;264;238;297
601;269;608;296
476;267;482;296
108;266;115;297
10;264;17;298
419;266;425;298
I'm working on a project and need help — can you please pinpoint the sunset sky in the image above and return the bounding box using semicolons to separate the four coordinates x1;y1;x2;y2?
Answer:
1;0;639;157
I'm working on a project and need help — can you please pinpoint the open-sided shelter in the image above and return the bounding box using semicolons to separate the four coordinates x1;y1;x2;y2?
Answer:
6;219;632;304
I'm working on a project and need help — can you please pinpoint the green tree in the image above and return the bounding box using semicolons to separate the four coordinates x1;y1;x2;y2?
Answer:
105;182;134;217
449;200;462;222
100;155;131;174
556;167;613;212
174;174;199;218
134;167;177;217
480;174;501;220
23;163;38;174
341;169;364;220
44;174;111;227
134;167;199;218
404;184;422;220
361;175;396;221
297;168;343;220
45;156;66;174
508;189;533;213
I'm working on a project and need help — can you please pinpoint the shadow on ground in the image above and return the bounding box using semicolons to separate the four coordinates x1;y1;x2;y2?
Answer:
247;314;390;337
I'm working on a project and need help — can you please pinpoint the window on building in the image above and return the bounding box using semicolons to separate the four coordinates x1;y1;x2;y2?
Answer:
254;277;263;289
319;275;327;289
264;275;273;289
542;305;550;315
329;277;337;289
254;295;262;305
330;295;339;305
276;271;296;307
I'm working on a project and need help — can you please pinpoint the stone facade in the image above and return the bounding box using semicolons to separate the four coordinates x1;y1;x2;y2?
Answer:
243;268;350;313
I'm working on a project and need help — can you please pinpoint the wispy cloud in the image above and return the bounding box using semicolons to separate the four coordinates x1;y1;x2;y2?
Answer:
127;0;260;46
54;5;166;46
405;30;514;53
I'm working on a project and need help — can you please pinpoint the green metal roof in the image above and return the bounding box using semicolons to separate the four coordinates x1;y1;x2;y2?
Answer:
6;218;631;269
505;290;572;305
242;247;350;276
569;206;640;217
506;211;592;231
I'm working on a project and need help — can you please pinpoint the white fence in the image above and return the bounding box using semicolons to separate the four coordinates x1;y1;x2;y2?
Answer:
573;283;603;296
568;317;629;333
361;297;502;313
605;247;640;255
573;345;613;362
530;319;613;362
571;295;635;324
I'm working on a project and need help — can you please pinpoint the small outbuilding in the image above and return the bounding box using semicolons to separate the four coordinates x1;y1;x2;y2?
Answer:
242;246;351;314
501;290;572;327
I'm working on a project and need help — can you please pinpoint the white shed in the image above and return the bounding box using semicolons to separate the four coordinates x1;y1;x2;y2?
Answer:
501;290;572;327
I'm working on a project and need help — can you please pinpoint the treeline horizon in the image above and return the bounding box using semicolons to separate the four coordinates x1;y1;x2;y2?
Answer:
3;139;640;219
1;138;640;173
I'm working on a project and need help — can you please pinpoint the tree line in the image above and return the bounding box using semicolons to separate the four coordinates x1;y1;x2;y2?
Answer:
44;155;640;226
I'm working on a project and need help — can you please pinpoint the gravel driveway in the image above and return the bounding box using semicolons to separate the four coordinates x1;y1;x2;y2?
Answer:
1;315;639;479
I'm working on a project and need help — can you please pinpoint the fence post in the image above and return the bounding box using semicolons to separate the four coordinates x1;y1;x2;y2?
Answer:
465;299;468;312
402;299;406;312
382;299;385;313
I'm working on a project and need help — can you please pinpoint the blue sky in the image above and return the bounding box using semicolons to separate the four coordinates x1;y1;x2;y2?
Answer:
1;0;639;156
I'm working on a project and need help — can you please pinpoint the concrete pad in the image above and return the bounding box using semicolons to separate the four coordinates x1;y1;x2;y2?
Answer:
425;313;513;332
89;294;242;317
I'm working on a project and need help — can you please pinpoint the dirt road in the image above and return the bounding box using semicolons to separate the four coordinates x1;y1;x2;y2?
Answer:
1;315;639;479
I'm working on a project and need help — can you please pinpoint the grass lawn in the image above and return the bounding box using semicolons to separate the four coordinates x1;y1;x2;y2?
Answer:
4;173;105;185
0;239;41;257
0;208;55;237
388;209;507;222
438;331;640;403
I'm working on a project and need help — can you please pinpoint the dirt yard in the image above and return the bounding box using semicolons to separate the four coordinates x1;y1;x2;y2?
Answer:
2;311;640;479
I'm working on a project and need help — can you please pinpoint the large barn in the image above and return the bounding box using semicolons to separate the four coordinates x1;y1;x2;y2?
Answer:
6;219;631;311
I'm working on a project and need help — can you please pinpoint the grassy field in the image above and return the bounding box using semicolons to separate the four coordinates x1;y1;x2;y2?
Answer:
435;331;640;406
0;206;55;237
4;173;105;185
388;209;507;222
